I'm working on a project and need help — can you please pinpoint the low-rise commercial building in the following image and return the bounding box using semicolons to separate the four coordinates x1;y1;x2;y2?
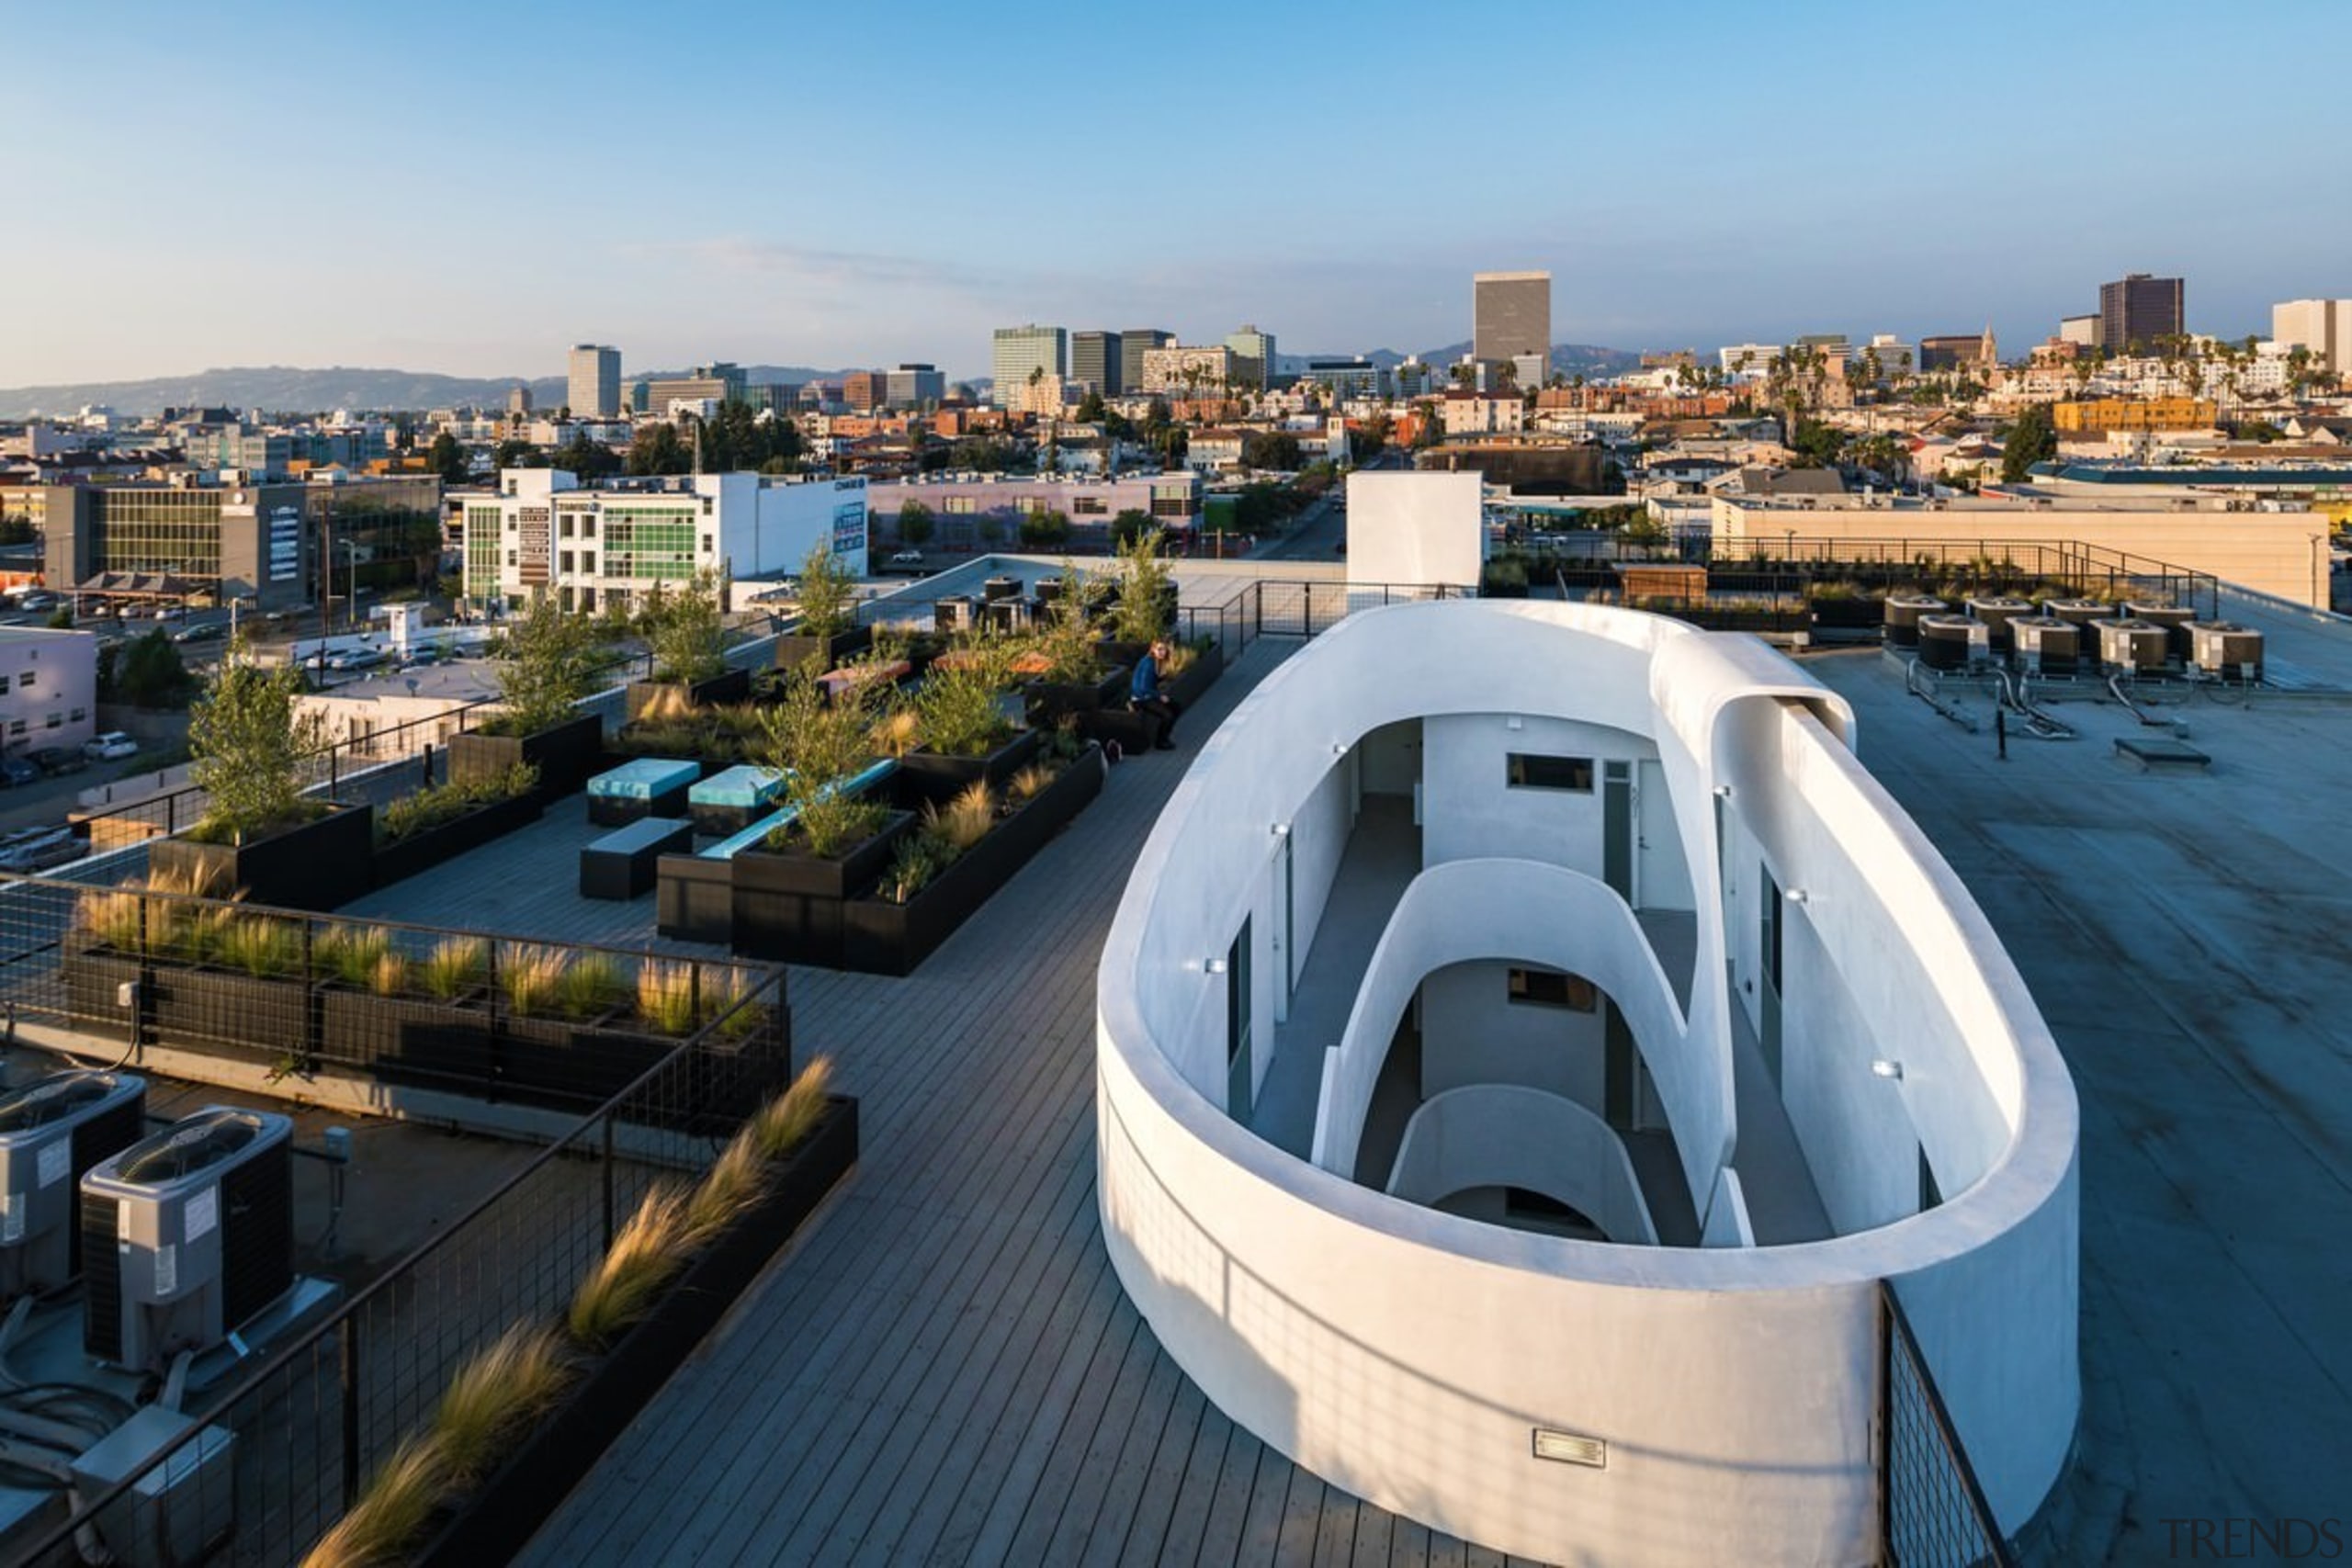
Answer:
2052;398;2217;434
0;627;97;759
462;468;867;613
865;472;1199;535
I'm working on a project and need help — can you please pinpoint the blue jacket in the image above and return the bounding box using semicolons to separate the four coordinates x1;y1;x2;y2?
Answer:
1130;651;1160;703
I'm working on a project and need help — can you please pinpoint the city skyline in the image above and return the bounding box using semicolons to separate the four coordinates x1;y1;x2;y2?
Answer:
4;0;2347;388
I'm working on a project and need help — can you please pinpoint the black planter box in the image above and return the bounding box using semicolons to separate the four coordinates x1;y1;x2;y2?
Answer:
60;947;144;1043
448;713;605;803
730;812;915;966
581;817;695;900
371;792;544;890
1165;642;1225;708
493;1012;678;1115
1808;597;1886;630
1097;637;1148;669
656;852;735;944
414;1097;857;1568
149;804;374;912
149;964;313;1063
1025;664;1128;723
318;987;492;1085
843;746;1105;976
624;667;752;724
773;625;870;673
892;728;1043;807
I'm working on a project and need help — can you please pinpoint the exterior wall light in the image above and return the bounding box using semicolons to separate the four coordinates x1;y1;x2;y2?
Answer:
1271;823;1291;837
1713;784;1733;798
1871;1059;1905;1080
1332;741;1348;756
1206;957;1229;975
1784;888;1810;904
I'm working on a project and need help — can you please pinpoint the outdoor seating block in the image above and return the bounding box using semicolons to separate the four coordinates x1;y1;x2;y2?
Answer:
582;816;696;899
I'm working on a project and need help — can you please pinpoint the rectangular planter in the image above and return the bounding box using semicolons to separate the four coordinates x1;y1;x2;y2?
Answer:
318;987;493;1087
60;946;144;1043
1165;640;1225;708
1025;664;1129;724
656;853;735;945
448;713;605;803
149;964;314;1064
624;667;752;723
493;1012;679;1116
773;625;870;673
891;728;1043;807
149;804;375;912
842;745;1106;976
730;812;916;966
371;792;544;890
414;1098;859;1568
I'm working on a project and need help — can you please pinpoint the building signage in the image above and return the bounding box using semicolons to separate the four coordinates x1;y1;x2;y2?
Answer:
831;502;866;557
266;506;302;582
518;505;551;586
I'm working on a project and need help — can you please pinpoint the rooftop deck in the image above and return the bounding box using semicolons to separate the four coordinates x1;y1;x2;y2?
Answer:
516;638;1544;1568
377;607;2350;1566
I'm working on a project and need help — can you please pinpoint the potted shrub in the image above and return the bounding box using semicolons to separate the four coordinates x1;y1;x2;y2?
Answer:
894;638;1041;806
626;568;750;721
149;636;373;911
1023;576;1127;723
729;666;912;965
1099;528;1178;665
451;592;605;801
770;540;870;671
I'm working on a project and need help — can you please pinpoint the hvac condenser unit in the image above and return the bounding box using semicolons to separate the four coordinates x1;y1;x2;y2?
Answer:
81;1108;294;1372
0;1070;147;1301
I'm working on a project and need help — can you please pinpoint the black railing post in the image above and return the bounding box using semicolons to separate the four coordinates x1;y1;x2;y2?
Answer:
340;1314;363;1510
601;1112;616;1249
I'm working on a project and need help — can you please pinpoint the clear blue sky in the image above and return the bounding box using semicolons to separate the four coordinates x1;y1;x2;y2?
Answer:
5;0;2345;386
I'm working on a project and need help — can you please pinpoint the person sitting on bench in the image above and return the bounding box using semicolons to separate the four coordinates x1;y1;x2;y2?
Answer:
1130;638;1179;750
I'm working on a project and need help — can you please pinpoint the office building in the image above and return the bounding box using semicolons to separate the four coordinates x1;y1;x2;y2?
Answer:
1224;326;1278;390
2272;299;2352;378
1473;271;1551;367
865;471;1199;535
842;371;887;414
884;363;945;409
991;326;1067;407
1918;334;1994;372
464;468;867;612
642;363;747;417
1717;343;1782;378
41;474;442;611
1302;358;1383;400
505;385;534;417
2059;314;2103;349
1121;330;1174;394
1069;333;1122;396
1099;565;2078;1563
2099;274;2186;355
567;344;621;419
1138;344;1237;395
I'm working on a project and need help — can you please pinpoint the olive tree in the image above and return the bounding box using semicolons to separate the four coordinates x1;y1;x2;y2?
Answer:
188;637;324;844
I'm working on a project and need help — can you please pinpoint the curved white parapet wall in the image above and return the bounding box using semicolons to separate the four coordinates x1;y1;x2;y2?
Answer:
1096;600;2079;1567
1385;1084;1659;1246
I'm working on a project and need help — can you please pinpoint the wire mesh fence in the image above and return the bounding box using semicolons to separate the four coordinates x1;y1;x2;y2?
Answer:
1882;1283;2016;1568
5;912;788;1567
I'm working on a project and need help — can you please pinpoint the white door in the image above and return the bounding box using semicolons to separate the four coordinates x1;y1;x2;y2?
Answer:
1634;759;1693;911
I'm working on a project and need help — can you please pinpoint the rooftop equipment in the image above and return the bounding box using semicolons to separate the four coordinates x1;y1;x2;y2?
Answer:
2127;600;2198;659
2007;615;2080;676
0;1071;147;1301
81;1108;294;1372
2185;620;2266;683
1917;615;1989;671
1963;596;2036;649
1883;594;1947;649
2095;618;2170;674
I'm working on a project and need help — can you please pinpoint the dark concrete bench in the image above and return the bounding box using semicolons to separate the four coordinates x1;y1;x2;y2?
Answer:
2115;737;2211;772
581;816;696;899
587;757;700;826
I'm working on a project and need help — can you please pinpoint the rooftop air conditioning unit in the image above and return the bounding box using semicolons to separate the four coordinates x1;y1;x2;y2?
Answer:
82;1108;294;1372
0;1070;147;1301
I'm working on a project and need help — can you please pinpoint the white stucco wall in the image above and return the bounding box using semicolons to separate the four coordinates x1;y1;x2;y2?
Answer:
1387;1084;1658;1245
1418;961;1608;1111
1419;712;1639;874
1345;471;1484;591
1097;600;2079;1564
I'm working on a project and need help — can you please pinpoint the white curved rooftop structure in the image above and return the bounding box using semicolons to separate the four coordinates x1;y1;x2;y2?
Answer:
1096;599;2080;1566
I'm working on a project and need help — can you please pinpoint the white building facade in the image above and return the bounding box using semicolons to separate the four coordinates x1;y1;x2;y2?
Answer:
1097;599;2080;1566
463;468;867;612
0;628;97;758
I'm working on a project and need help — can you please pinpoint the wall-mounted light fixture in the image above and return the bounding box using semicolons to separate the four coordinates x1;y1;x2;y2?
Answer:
1332;741;1348;756
1206;957;1229;975
1871;1059;1905;1080
1784;888;1810;905
1506;715;1524;731
1713;784;1733;799
1271;822;1291;838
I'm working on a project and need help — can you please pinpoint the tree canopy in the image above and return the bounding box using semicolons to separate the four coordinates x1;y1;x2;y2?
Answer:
426;431;469;486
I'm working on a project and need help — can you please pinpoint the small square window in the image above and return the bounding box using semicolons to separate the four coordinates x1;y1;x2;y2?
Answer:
6;721;22;736
43;713;60;729
69;707;85;722
16;671;31;689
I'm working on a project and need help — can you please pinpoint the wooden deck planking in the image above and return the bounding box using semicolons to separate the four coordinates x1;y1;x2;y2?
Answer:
512;637;1500;1566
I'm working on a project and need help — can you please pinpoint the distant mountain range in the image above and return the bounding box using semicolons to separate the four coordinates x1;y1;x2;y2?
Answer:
3;344;1647;419
0;363;865;419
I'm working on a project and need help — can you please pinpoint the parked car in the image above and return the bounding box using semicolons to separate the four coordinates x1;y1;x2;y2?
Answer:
84;731;139;761
0;756;40;788
16;593;56;612
171;622;225;644
27;746;86;775
889;549;927;570
0;830;86;874
324;646;386;671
